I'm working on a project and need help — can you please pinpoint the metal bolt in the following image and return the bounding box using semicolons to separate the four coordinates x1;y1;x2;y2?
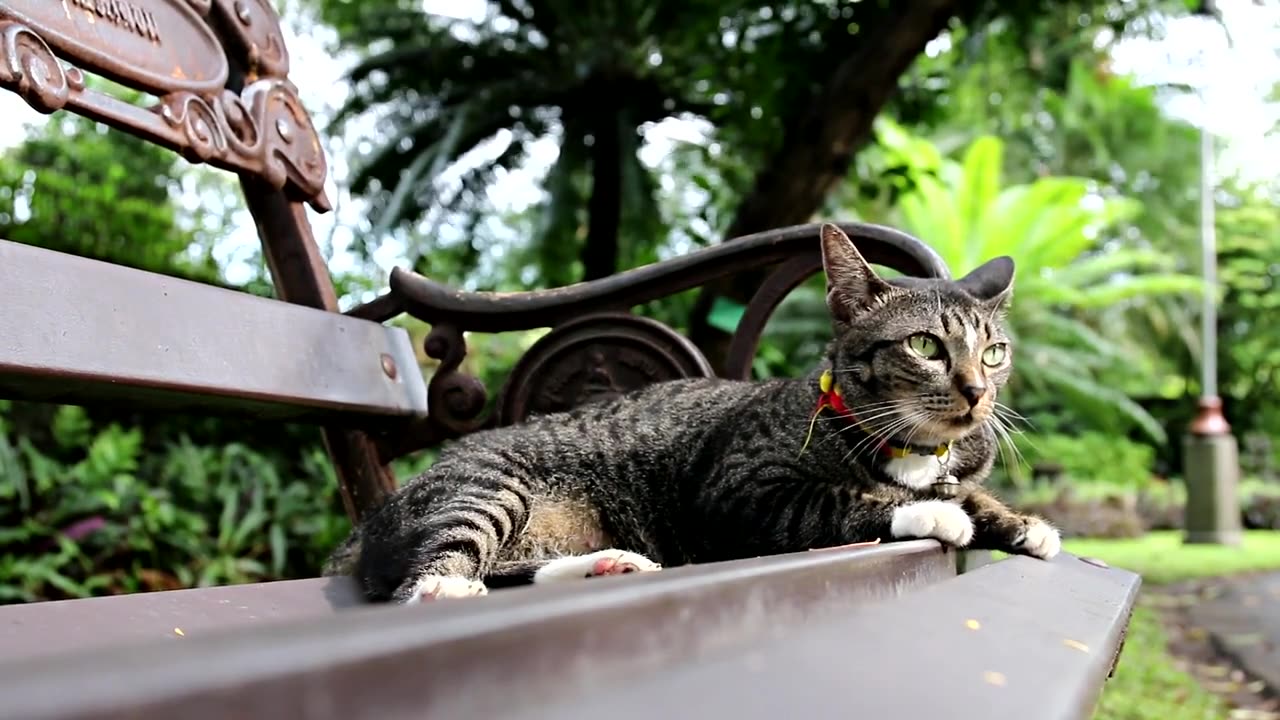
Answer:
1079;556;1110;569
380;353;397;379
234;1;251;23
275;117;292;142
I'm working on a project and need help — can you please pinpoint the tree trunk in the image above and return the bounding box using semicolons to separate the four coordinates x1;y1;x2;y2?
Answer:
582;108;622;281
687;0;965;372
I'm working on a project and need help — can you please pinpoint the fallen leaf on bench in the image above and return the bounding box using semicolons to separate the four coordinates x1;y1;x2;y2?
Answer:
173;627;185;637
808;539;882;552
982;671;1007;687
1062;638;1089;653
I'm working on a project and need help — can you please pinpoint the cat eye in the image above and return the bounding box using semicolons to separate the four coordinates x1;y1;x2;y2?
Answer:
982;343;1008;367
906;333;943;360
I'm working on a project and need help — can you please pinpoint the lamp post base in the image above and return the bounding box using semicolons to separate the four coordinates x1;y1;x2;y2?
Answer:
1183;397;1242;546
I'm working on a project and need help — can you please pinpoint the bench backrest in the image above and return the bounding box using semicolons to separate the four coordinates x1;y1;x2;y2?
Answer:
0;0;422;520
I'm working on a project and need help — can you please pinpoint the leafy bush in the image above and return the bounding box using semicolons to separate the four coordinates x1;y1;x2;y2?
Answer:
0;402;353;604
1000;431;1157;490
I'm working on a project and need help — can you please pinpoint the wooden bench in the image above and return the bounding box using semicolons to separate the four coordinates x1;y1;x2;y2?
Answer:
0;1;1141;718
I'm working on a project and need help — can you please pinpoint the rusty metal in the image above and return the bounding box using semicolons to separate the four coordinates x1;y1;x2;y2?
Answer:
380;221;948;333
0;546;1140;720
238;172;398;521
497;313;714;425
346;291;406;323
724;254;823;380
421;323;492;438
0;1;329;211
0;239;426;424
0;1;226;95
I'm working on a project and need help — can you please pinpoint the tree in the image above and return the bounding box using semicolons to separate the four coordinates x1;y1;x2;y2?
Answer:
679;0;1194;370
0;111;221;282
315;0;741;284
315;2;1169;288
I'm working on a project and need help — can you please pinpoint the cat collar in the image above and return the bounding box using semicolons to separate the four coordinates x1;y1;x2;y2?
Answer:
800;369;952;460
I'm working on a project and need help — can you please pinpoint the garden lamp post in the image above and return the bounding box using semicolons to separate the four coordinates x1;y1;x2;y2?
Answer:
1183;0;1242;546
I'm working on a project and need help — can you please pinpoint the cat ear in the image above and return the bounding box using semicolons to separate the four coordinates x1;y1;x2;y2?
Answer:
820;223;896;323
956;256;1015;307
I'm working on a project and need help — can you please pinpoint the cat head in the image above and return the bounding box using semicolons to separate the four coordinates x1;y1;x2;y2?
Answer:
819;223;1014;444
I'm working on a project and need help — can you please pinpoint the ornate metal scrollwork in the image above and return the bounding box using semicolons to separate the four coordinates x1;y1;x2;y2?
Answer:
0;7;329;212
239;79;326;200
496;314;714;426
151;79;327;207
0;22;74;113
159;91;225;161
422;324;490;436
212;0;289;79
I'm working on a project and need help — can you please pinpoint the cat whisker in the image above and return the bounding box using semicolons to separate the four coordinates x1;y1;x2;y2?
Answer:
987;414;1027;472
843;411;924;464
812;405;910;452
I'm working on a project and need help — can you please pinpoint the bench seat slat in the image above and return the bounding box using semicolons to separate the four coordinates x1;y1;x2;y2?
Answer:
0;541;952;713
0;543;1140;720
0;240;427;422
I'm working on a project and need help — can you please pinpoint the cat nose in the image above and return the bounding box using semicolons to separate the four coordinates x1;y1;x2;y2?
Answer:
959;383;986;407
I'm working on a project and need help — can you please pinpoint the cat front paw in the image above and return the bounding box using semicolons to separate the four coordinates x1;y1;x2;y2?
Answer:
890;500;974;547
401;574;489;604
1013;518;1061;560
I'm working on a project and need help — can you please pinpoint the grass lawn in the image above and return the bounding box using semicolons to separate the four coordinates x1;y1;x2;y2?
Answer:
1062;530;1280;720
1067;530;1280;585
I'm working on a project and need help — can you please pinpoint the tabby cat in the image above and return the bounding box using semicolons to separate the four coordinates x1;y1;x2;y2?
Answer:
326;224;1060;603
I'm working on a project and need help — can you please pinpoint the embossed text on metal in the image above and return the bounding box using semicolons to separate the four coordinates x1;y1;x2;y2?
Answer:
68;0;160;43
0;0;228;94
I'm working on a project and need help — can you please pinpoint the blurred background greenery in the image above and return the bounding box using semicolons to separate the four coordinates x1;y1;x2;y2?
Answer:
2;2;1280;712
2;0;1278;599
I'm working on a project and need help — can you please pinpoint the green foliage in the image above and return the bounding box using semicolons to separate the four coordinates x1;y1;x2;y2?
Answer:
847;121;1202;443
0;403;351;603
1009;432;1156;489
0;99;224;282
1068;530;1280;720
1216;179;1280;438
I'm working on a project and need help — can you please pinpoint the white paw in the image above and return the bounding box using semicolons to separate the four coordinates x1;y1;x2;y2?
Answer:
890;501;974;547
533;549;663;584
1017;518;1061;560
402;574;489;604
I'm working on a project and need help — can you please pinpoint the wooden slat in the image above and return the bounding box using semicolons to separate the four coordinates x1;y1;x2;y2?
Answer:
521;553;1141;720
0;541;957;719
0;577;367;663
0;543;1140;720
0;240;427;422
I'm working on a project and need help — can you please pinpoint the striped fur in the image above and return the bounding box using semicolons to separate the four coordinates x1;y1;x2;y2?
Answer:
332;225;1059;603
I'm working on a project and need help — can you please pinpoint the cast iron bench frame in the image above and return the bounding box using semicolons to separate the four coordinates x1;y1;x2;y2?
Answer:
0;2;1140;718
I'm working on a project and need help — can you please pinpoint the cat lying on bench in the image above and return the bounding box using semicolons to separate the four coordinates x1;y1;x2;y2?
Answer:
325;224;1060;603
